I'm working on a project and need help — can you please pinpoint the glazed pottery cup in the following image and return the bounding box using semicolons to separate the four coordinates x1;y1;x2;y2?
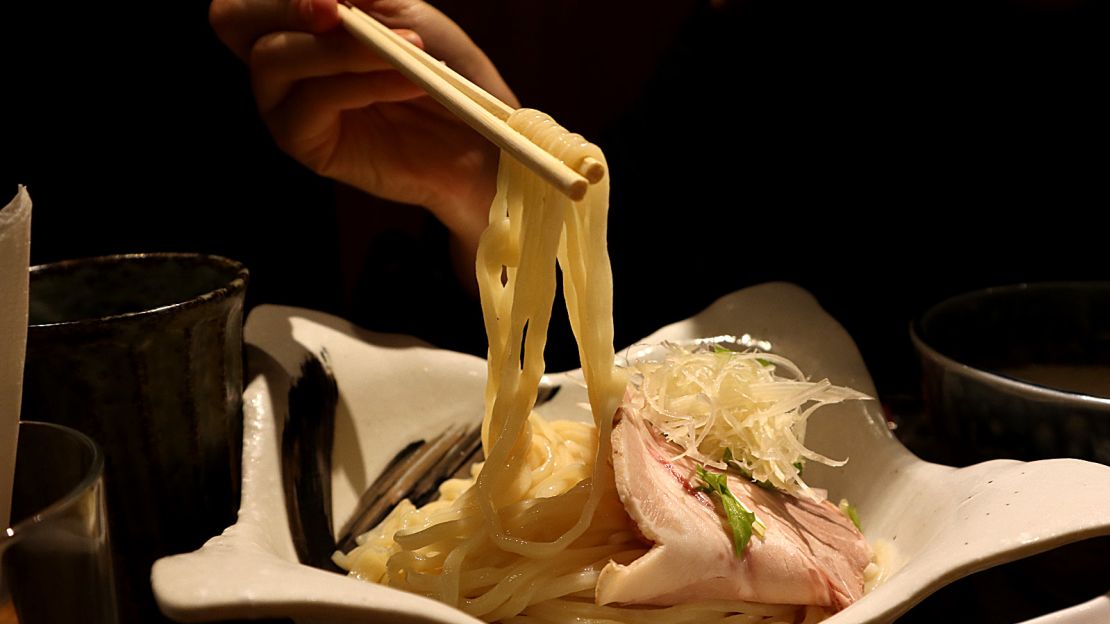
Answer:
912;282;1110;465
2;421;118;624
21;253;247;622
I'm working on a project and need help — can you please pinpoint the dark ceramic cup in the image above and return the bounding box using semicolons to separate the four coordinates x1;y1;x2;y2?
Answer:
912;282;1110;465
21;253;248;623
2;421;118;624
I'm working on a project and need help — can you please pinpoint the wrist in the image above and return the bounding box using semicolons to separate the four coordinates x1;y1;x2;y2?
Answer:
433;183;490;297
425;147;499;291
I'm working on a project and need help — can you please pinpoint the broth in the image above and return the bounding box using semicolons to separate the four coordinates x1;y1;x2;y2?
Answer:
997;363;1110;398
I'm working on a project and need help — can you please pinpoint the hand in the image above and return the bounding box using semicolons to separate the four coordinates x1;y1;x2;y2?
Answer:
209;0;517;255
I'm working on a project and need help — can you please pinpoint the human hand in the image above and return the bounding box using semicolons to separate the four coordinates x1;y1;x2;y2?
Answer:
209;0;517;252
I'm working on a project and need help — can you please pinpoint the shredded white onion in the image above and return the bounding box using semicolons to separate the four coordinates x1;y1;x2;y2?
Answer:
626;341;871;500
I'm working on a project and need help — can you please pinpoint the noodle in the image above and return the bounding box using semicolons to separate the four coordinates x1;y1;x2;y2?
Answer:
336;110;856;622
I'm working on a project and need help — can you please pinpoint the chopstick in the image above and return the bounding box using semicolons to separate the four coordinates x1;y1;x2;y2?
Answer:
337;4;604;200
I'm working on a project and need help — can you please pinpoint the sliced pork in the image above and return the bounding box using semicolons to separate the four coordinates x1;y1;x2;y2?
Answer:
596;407;871;610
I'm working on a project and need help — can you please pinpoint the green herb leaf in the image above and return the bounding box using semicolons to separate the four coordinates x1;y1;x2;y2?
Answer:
697;465;765;558
755;357;773;368
793;461;805;475
838;498;862;530
713;344;732;355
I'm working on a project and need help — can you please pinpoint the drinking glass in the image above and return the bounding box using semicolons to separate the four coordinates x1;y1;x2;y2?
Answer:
1;421;118;624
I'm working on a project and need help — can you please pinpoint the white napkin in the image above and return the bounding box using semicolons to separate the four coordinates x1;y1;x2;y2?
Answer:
1;186;31;529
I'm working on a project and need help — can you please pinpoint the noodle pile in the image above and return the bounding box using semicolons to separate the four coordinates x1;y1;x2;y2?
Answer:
335;110;827;623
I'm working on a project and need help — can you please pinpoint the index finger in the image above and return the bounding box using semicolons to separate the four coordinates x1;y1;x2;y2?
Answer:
210;0;341;61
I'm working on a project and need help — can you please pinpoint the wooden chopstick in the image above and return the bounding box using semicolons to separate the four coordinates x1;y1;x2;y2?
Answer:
341;5;605;185
345;9;605;186
337;4;604;200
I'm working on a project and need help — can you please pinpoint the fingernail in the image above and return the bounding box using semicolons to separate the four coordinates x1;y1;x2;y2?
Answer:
305;0;339;31
395;29;423;47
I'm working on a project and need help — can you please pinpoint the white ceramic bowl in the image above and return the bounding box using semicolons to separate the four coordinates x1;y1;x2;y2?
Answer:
152;283;1110;623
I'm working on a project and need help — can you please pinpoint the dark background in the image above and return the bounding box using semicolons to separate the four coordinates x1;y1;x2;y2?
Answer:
3;2;1108;621
4;0;1106;396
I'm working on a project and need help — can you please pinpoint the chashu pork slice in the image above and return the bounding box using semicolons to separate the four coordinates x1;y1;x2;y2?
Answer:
596;407;872;611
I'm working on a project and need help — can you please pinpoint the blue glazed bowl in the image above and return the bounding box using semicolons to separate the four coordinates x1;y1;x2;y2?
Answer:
911;282;1110;465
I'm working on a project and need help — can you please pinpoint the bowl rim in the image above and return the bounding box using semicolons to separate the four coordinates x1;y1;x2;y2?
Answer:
28;252;249;330
910;281;1110;407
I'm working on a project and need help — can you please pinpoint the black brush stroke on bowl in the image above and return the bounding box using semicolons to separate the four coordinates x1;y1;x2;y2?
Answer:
283;352;341;573
331;380;561;557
